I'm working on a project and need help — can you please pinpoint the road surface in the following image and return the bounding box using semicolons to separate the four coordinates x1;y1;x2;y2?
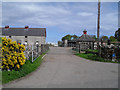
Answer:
3;47;118;88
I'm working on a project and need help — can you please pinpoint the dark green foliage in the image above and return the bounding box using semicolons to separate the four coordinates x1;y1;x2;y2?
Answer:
109;36;117;42
100;36;108;43
62;34;72;41
115;28;120;41
62;34;79;41
72;35;79;40
76;53;104;61
85;49;98;55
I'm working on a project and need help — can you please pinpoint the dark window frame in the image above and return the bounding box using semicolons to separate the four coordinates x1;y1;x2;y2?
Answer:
25;36;28;38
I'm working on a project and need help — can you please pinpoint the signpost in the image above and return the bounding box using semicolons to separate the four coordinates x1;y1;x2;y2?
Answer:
112;53;116;62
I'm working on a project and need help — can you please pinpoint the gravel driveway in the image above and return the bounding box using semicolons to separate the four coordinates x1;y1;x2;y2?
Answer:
3;47;118;88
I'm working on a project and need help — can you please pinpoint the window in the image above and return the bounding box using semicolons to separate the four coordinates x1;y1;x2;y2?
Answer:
25;41;27;45
25;36;27;38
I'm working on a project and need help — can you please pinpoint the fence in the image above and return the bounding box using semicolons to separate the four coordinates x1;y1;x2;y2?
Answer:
24;43;49;63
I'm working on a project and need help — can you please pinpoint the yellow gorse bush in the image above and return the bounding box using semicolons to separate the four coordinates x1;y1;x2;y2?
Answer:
2;37;26;71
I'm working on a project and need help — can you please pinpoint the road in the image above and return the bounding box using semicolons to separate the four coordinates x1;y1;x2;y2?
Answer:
3;47;118;88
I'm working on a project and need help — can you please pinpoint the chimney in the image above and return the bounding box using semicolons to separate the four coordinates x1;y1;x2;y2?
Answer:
5;25;9;29
24;26;29;31
25;26;29;29
83;30;87;34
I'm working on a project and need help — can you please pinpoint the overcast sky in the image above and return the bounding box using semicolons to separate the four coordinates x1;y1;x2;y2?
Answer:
2;2;118;43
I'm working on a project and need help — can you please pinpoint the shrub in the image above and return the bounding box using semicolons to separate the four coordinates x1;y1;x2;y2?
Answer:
85;49;98;55
2;37;26;71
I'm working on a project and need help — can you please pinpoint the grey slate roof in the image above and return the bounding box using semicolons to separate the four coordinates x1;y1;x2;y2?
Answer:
77;34;95;42
1;28;46;36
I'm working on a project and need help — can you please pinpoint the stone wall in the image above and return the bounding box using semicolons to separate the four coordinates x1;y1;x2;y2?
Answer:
101;45;120;62
41;44;49;54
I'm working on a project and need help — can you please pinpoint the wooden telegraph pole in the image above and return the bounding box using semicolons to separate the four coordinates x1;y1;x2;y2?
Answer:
97;0;100;52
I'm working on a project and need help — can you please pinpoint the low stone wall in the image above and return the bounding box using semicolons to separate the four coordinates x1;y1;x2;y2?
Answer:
41;44;49;54
101;45;120;62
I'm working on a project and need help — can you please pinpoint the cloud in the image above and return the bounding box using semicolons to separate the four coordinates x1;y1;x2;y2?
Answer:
77;12;94;16
2;2;118;42
2;0;120;2
2;3;72;27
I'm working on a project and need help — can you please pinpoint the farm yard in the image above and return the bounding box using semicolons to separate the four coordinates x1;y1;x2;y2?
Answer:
1;32;119;88
2;47;118;88
1;1;120;89
1;37;118;88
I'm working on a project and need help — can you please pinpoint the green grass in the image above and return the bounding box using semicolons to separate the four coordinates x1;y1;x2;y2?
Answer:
2;52;47;84
75;53;119;63
86;49;98;53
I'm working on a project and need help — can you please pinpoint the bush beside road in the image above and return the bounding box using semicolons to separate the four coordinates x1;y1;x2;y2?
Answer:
2;51;47;84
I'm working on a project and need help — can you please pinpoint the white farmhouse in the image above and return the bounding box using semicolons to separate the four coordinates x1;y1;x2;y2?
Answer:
1;26;46;46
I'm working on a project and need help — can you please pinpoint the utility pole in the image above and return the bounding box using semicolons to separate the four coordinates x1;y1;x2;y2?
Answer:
97;0;100;51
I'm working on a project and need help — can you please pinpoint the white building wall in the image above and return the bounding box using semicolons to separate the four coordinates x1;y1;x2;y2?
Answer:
3;36;46;46
27;36;46;45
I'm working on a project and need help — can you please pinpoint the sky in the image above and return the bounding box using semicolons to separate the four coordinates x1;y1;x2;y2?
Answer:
2;2;118;43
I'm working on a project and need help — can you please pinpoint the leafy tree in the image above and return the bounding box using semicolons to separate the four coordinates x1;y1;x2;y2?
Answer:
61;34;79;41
62;34;72;41
72;35;79;40
109;36;117;42
100;36;108;43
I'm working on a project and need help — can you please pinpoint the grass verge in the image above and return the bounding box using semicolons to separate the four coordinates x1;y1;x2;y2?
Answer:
75;53;119;63
2;51;47;84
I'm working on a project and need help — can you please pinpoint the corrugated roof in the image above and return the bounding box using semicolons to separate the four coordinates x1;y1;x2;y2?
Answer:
1;28;46;36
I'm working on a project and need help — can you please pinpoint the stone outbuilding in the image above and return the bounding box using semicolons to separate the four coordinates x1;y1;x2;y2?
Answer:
76;30;95;51
67;40;77;47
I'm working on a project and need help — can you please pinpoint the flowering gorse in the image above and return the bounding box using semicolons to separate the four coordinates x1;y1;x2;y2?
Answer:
2;37;26;71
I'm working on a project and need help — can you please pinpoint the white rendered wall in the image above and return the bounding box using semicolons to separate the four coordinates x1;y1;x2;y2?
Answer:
3;36;46;46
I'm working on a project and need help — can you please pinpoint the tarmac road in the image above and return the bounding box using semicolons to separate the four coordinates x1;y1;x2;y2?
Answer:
3;47;118;88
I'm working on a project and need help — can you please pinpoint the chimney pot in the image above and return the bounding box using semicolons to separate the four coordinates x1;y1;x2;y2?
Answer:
25;26;29;29
5;25;9;29
83;30;87;34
